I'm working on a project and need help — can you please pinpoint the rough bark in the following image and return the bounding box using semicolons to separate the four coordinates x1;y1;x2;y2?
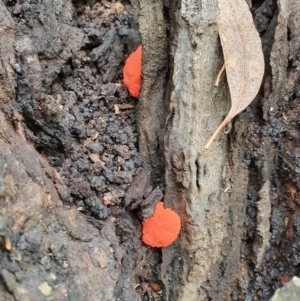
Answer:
137;0;168;185
139;0;300;300
0;1;149;300
1;0;300;300
161;1;237;300
156;0;299;300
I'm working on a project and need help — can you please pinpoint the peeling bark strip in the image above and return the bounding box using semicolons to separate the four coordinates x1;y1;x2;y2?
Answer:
254;180;271;269
205;0;264;148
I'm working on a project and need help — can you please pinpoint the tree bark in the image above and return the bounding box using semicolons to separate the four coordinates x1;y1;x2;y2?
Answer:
1;0;300;300
139;0;300;300
0;1;144;300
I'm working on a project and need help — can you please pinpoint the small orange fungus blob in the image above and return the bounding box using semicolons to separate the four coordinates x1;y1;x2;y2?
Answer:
123;45;142;97
142;201;181;248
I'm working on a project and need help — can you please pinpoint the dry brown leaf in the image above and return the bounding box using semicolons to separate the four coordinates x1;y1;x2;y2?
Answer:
114;104;120;115
205;0;264;149
89;153;101;163
83;132;100;147
4;237;11;251
113;2;124;14
56;94;62;103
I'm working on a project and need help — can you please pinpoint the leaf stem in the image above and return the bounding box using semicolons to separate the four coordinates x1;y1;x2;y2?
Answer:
205;117;230;149
214;63;225;87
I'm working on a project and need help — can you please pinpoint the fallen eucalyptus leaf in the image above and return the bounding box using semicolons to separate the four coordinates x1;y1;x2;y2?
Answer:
205;0;264;149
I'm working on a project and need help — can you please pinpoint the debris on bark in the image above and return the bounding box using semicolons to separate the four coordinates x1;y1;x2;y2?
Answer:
253;180;271;268
270;277;300;301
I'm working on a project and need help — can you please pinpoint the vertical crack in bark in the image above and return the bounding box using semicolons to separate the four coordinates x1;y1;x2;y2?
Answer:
137;0;169;186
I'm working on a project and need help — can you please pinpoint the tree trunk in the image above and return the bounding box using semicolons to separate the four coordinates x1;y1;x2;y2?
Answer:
140;0;300;300
0;0;299;300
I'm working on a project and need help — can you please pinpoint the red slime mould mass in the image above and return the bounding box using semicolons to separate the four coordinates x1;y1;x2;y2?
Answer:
142;201;181;248
123;45;142;98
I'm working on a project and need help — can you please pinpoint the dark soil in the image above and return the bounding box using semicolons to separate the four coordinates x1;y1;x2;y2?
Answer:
0;1;164;300
12;0;143;213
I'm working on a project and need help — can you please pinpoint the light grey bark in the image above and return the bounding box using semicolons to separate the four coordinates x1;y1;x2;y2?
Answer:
162;1;232;300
